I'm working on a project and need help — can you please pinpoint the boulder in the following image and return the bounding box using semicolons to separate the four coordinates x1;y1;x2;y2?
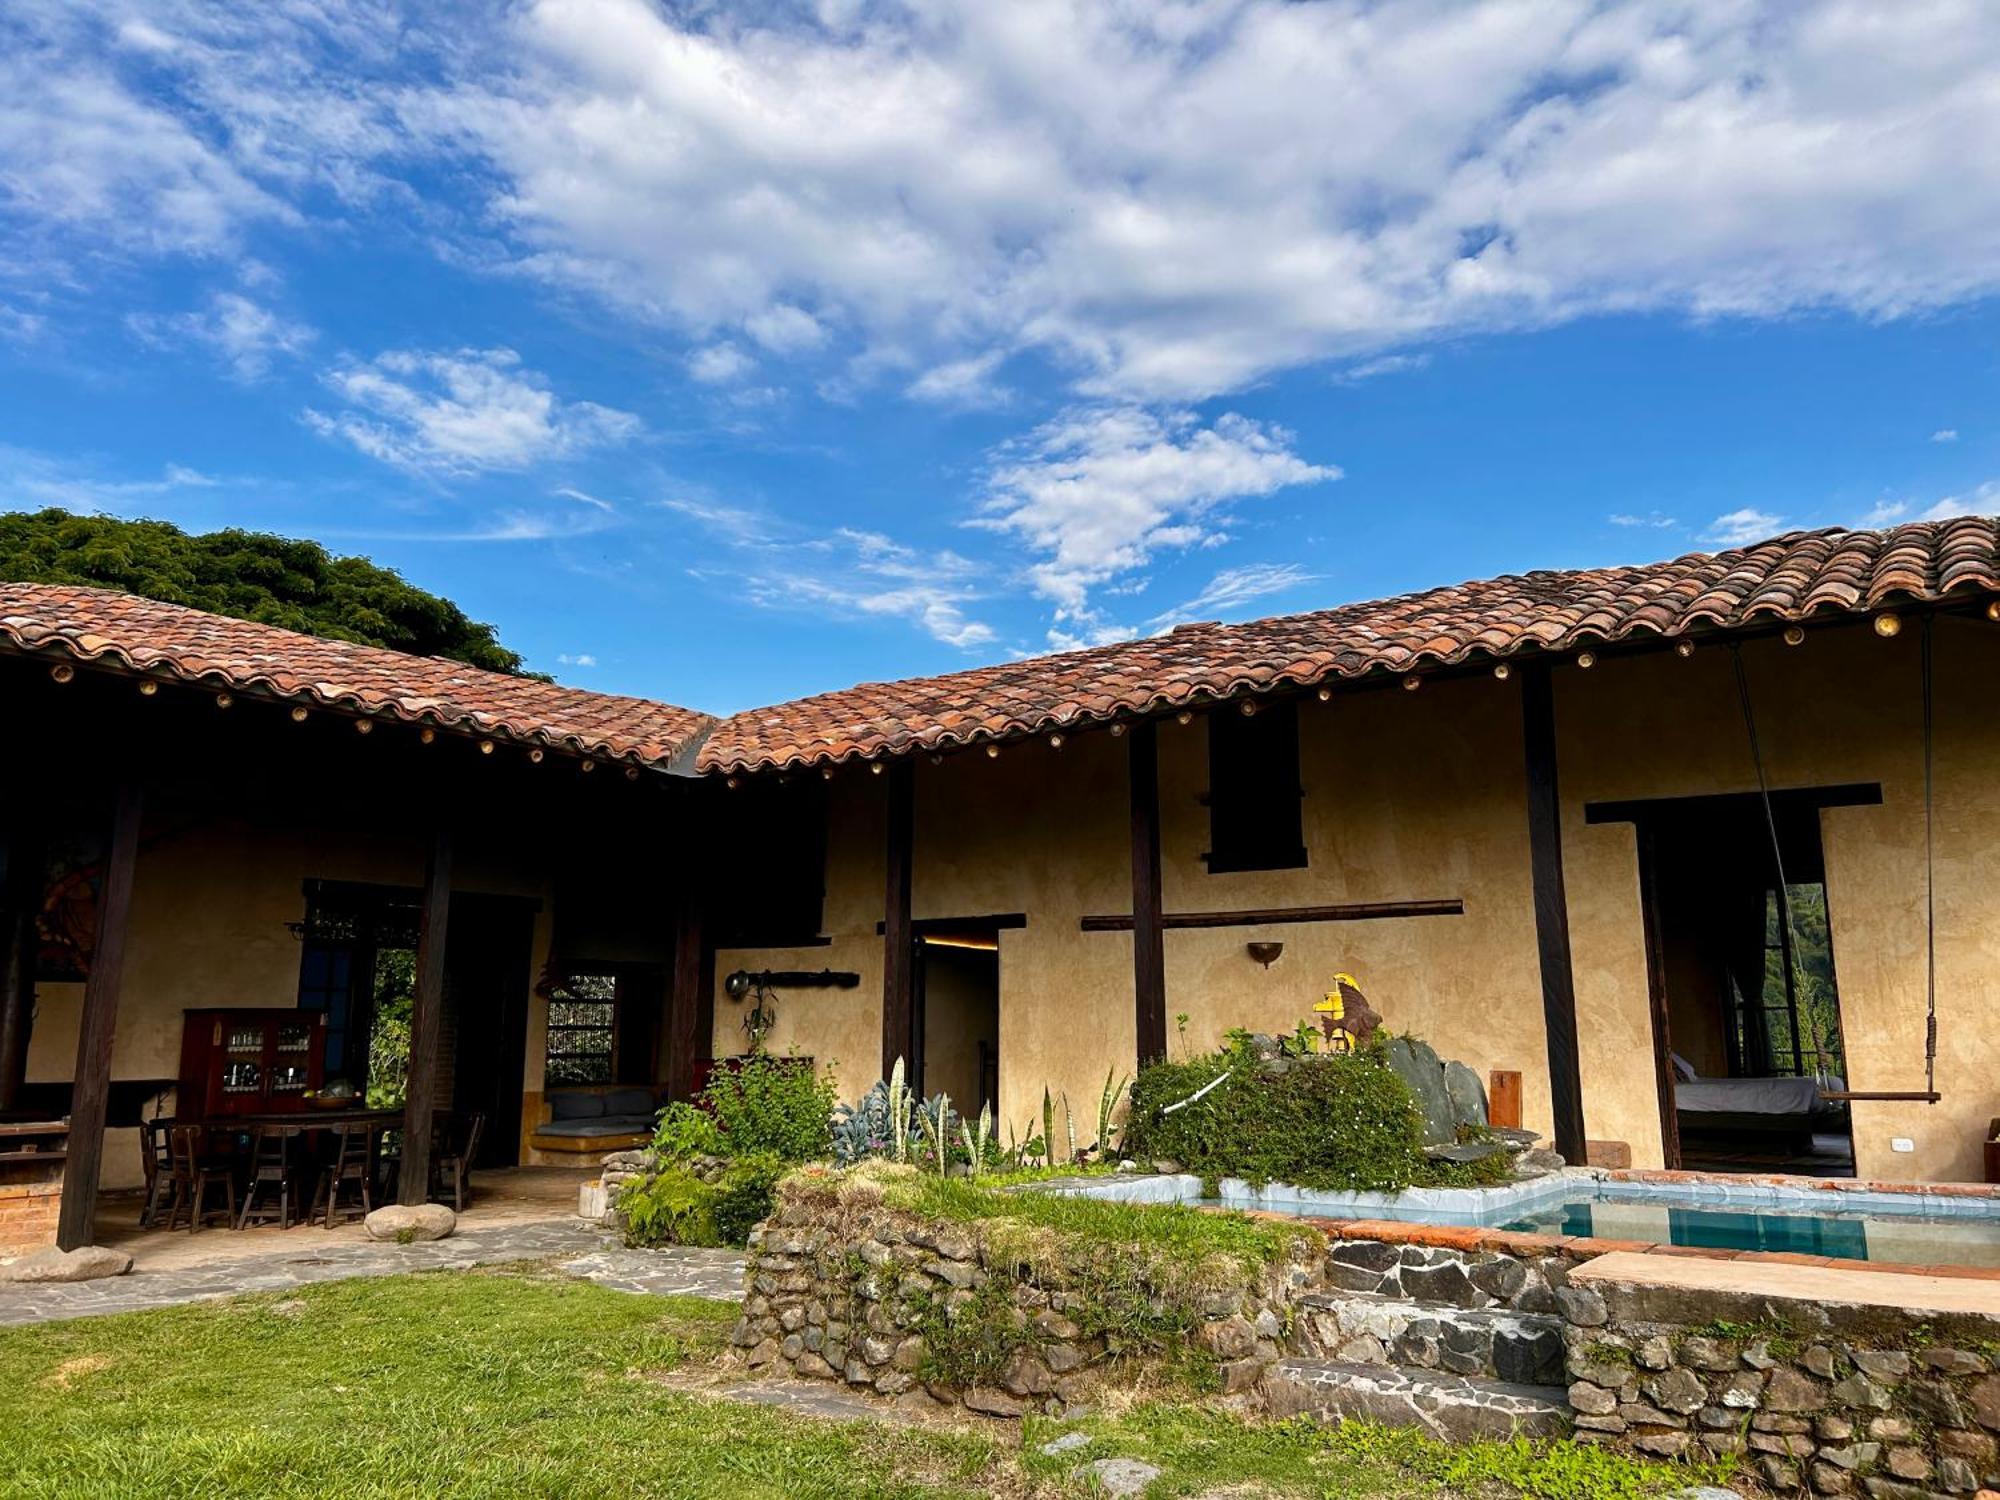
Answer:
363;1203;456;1241
0;1244;132;1283
1443;1061;1489;1130
1383;1036;1455;1145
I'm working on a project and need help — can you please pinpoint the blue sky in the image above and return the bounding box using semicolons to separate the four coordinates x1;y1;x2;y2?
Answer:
2;2;1997;714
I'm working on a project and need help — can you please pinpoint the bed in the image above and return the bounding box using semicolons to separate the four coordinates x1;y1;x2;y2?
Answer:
1672;1058;1847;1152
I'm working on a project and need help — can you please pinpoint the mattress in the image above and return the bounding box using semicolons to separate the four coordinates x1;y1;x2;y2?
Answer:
1675;1075;1822;1116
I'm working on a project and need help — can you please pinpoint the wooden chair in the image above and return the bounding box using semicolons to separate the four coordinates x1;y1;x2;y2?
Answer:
310;1121;373;1228
236;1124;300;1230
164;1124;236;1233
432;1112;484;1212
137;1119;176;1229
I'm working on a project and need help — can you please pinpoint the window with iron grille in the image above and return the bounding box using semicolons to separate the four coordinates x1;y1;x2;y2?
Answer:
545;973;618;1085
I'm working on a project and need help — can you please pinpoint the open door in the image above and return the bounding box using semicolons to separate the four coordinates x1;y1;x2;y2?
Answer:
1603;788;1867;1176
908;923;1002;1117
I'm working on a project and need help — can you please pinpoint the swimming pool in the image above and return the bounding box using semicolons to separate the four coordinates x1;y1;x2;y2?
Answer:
1050;1172;2000;1268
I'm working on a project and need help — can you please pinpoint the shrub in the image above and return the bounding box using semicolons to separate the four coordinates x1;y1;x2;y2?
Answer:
711;1153;787;1246
702;1055;837;1163
619;1168;720;1248
1123;1039;1432;1192
651;1101;722;1163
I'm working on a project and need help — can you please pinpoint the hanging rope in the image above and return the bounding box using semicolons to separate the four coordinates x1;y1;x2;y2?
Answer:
1922;616;1938;1099
1731;643;1810;1071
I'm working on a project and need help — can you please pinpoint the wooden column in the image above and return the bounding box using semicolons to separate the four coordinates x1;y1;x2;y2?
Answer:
880;759;915;1080
398;828;452;1207
56;784;142;1251
1128;722;1168;1065
666;889;712;1103
1519;662;1587;1165
0;817;46;1115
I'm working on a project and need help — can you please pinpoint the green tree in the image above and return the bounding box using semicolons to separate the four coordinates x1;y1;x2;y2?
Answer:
0;509;531;674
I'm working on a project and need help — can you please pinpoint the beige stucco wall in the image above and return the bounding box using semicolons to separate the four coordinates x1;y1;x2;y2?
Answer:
26;817;549;1191
717;614;1999;1186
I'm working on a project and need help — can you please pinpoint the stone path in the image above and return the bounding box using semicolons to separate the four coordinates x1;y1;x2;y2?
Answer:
0;1222;747;1327
558;1245;746;1301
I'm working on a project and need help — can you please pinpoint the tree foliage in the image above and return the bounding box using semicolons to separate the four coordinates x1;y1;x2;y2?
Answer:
0;508;529;674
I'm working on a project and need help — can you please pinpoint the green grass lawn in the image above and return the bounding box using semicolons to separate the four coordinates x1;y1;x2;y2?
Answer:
0;1268;1718;1499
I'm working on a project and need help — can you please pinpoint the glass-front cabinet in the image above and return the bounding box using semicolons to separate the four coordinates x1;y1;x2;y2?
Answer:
178;1009;328;1119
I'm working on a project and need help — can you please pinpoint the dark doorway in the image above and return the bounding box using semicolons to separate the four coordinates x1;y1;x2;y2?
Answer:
1592;787;1870;1176
910;926;1001;1118
446;896;539;1168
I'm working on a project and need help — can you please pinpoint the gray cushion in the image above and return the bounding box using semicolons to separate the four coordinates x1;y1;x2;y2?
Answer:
548;1090;606;1121
536;1118;643;1139
603;1087;656;1118
598;1115;656;1134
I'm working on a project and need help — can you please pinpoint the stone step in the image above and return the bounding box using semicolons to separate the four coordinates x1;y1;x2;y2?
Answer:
1265;1358;1572;1442
1291;1290;1566;1388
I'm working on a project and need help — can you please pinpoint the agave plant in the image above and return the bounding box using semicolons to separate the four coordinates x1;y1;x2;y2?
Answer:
1042;1086;1057;1167
915;1092;959;1175
887;1057;914;1164
1063;1092;1077;1164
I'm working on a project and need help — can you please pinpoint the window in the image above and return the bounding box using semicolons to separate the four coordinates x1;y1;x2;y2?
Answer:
545;973;618;1085
297;941;356;1075
1204;699;1307;874
710;778;828;947
1730;883;1846;1081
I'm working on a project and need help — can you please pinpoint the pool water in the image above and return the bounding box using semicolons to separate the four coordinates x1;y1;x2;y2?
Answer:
1494;1190;2000;1268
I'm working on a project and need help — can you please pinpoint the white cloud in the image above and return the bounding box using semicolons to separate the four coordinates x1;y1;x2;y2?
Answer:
907;351;1010;408
1332;353;1432;386
1922;479;2000;521
303;347;640;473
667;503;996;649
688;342;753;384
1150;561;1319;628
978;407;1337;627
1609;510;1679;529
18;3;2000;408
1705;507;1785;545
128;291;314;378
556;651;598;667
0;445;226;512
1860;500;1909;527
1932;429;1959;443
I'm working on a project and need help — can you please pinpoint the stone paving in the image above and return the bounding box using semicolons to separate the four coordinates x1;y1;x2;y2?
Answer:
0;1220;748;1327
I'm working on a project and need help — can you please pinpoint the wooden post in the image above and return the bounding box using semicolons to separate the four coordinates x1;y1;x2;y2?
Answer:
1635;826;1683;1169
1520;662;1587;1164
0;818;45;1115
56;784;143;1251
1128;722;1168;1065
880;759;915;1081
398;828;452;1207
666;890;711;1103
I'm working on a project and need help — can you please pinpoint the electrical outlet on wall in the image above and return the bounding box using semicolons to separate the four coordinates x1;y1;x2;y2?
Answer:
1891;1137;1916;1153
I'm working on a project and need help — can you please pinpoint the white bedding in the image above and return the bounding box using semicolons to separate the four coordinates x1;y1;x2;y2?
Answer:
1675;1075;1823;1115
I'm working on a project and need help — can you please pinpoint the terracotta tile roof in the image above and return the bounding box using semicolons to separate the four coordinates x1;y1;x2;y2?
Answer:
0;582;714;769
697;516;2000;774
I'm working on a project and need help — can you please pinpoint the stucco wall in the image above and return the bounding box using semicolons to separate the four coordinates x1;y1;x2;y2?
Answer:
715;614;1999;1186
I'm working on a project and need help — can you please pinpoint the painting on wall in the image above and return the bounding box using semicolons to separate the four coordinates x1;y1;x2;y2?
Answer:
34;832;105;983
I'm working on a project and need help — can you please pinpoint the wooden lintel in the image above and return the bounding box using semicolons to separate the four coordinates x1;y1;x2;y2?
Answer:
1080;898;1464;932
57;784;143;1251
1128;720;1168;1065
397;828;452;1207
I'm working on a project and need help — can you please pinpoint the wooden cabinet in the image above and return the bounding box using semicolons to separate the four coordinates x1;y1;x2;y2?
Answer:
177;1009;327;1120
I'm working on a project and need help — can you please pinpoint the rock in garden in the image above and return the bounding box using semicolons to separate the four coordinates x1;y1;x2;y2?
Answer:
1443;1060;1488;1129
1383;1036;1456;1145
0;1245;132;1283
363;1204;456;1241
1040;1431;1092;1457
1076;1457;1162;1496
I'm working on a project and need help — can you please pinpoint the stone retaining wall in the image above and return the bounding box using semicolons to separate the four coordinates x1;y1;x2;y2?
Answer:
727;1178;1322;1415
1558;1273;2000;1496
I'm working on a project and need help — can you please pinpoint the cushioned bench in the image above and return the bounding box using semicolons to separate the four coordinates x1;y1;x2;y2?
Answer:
528;1084;661;1154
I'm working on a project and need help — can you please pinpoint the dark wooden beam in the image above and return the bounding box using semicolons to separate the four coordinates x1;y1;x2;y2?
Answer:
398;828;452;1207
0;816;46;1115
1128;721;1168;1065
666;888;712;1103
1520;661;1587;1165
880;759;915;1080
1080;898;1463;932
1634;825;1682;1170
56;784;142;1251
